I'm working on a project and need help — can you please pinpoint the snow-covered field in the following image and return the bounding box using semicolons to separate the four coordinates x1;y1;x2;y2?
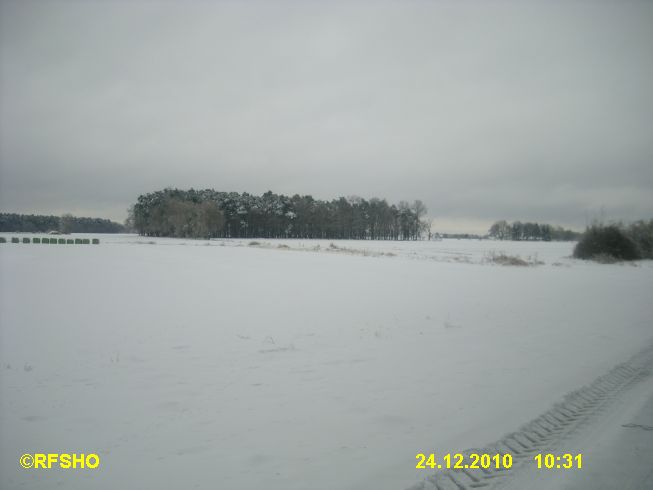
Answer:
1;234;652;490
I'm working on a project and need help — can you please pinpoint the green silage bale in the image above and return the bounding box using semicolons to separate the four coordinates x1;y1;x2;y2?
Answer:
23;237;30;244
82;238;90;244
92;238;100;245
0;237;6;243
75;238;82;244
58;238;66;244
11;237;19;243
67;239;74;244
42;237;49;244
33;237;40;243
50;237;58;244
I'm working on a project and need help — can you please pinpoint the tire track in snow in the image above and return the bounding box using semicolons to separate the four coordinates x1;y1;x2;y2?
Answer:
406;341;653;490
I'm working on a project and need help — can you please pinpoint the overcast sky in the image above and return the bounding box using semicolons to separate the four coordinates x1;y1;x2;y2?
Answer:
1;0;651;233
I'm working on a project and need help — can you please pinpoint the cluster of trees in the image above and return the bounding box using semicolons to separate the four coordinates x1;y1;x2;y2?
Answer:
574;220;653;261
130;188;430;240
128;198;224;239
0;213;124;233
488;220;580;241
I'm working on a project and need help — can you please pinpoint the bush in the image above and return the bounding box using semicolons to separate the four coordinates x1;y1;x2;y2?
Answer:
574;225;640;261
590;253;621;264
33;237;40;243
92;238;100;245
625;220;653;259
23;237;30;243
11;237;19;243
486;251;529;266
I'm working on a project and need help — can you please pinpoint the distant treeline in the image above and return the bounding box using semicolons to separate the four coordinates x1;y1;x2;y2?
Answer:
130;188;430;240
488;220;580;241
440;233;484;240
0;213;124;233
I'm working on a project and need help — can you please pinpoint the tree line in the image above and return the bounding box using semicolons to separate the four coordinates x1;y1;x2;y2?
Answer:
0;213;125;233
130;188;430;240
488;220;580;241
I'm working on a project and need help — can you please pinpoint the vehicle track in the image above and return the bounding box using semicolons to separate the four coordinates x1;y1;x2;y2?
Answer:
406;341;653;490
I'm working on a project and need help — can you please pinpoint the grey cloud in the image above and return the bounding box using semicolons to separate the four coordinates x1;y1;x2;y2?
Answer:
1;0;651;233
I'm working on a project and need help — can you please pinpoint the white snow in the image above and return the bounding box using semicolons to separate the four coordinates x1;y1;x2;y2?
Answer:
1;235;652;489
503;375;653;490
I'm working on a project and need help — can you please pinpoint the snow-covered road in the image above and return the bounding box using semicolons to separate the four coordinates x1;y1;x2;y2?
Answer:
410;340;653;490
517;380;653;490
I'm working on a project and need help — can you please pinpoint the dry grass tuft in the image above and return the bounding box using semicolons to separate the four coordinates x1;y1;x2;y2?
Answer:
486;250;543;266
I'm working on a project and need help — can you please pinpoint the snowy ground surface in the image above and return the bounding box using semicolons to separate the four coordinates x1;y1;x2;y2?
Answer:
1;234;652;490
504;372;653;490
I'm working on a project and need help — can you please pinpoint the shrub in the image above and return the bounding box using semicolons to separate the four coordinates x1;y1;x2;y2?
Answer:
23;237;30;243
625;220;653;259
590;253;621;264
42;237;49;244
92;238;100;245
58;238;66;244
33;237;40;244
574;225;640;261
11;237;19;243
487;252;529;266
